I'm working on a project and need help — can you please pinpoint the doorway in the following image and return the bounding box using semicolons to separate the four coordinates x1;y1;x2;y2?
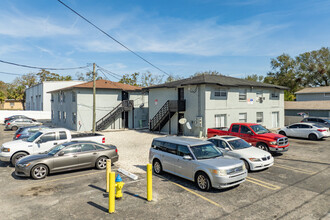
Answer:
272;112;279;128
215;114;227;127
178;88;184;100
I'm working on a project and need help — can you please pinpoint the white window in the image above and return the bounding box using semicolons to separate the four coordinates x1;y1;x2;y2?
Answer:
72;112;77;124
58;111;61;120
215;114;227;127
271;92;279;99
256;112;263;123
239;89;247;101
63;111;66;122
239;113;247;122
10;102;14;107
214;89;227;98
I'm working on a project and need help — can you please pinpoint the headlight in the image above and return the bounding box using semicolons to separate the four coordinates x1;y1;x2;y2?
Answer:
19;163;31;167
212;169;227;176
2;147;10;152
249;158;262;162
242;163;246;170
270;141;277;145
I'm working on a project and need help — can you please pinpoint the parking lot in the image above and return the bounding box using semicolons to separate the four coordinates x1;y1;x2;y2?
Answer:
0;125;329;220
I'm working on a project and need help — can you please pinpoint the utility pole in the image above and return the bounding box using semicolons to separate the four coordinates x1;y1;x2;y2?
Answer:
92;63;96;133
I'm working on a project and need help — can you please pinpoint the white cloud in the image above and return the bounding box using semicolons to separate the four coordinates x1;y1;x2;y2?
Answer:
0;13;79;38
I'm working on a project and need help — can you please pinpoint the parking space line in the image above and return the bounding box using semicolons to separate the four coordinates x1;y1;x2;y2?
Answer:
273;164;316;175
170;182;223;208
246;177;281;190
23;170;113;187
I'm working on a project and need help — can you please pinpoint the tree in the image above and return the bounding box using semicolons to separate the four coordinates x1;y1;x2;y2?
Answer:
140;71;163;87
76;71;102;81
193;70;222;76
119;72;140;86
244;74;264;82
37;69;72;82
296;47;330;87
165;75;182;83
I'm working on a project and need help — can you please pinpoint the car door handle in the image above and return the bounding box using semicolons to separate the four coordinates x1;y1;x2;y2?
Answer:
93;152;97;155
73;155;77;158
53;143;57;145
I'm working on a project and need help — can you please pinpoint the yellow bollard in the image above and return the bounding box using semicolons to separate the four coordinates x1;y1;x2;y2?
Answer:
106;159;111;193
147;163;152;201
109;172;115;213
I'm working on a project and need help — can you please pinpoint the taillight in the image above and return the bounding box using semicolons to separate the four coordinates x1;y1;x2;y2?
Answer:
5;118;8;120
102;137;105;143
7;123;10;125
317;129;326;132
16;134;21;139
115;148;118;153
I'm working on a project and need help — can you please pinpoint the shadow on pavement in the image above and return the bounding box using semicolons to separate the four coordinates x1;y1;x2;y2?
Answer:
89;184;105;192
87;201;108;213
124;191;147;201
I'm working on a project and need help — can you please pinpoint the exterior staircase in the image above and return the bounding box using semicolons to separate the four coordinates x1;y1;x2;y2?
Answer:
149;100;185;132
96;100;133;131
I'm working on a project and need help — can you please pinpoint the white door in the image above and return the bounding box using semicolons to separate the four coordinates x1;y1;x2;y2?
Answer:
215;114;227;127
33;132;58;154
272;112;279;128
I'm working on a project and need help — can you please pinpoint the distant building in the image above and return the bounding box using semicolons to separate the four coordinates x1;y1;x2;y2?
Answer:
0;99;23;110
145;75;287;137
284;86;330;124
49;79;148;131
295;86;330;101
25;81;84;111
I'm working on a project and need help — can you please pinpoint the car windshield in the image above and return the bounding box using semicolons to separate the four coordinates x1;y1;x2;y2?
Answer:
190;144;223;160
250;125;269;134
228;139;251;150
47;144;67;156
26;131;42;142
324;119;330;123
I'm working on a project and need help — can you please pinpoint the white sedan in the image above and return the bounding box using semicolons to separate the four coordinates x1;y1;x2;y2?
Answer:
278;123;329;140
208;136;274;171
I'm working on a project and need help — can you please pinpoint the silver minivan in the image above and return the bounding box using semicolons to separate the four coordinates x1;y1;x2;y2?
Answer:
149;136;247;191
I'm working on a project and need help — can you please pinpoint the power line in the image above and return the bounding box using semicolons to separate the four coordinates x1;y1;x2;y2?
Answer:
96;65;122;78
98;68;121;80
0;59;91;70
0;71;23;76
57;0;171;77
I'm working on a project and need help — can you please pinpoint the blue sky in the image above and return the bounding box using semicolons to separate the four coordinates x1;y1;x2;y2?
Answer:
0;0;329;83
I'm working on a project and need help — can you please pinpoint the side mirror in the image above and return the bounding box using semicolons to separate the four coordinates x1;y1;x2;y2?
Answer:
247;131;253;135
36;139;42;144
183;155;192;160
58;151;65;156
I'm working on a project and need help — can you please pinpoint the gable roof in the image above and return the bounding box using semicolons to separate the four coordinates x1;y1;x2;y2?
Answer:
144;74;288;90
48;79;142;93
295;86;330;94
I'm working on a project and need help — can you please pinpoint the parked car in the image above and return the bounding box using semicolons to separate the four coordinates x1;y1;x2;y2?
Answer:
5;118;42;131
301;117;330;128
4;115;36;124
15;141;118;179
208;123;289;153
0;128;106;166
13;125;49;140
207;136;274;171
149;136;247;191
278;123;330;140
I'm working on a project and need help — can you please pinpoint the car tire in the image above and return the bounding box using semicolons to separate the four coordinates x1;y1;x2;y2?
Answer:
153;159;163;174
279;131;286;136
256;143;269;152
308;133;317;141
11;126;18;131
95;156;108;170
242;159;250;172
31;164;48;179
11;152;28;166
195;172;211;191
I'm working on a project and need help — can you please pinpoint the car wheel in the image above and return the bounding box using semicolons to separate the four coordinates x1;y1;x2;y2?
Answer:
308;133;317;141
11;152;28;166
11;126;18;131
153;159;163;174
95;156;108;169
279;131;286;136
195;172;211;191
31;164;48;179
256;143;269;152
242;159;250;172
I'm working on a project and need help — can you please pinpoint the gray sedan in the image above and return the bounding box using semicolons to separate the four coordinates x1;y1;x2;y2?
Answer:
5;118;42;131
15;141;118;179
